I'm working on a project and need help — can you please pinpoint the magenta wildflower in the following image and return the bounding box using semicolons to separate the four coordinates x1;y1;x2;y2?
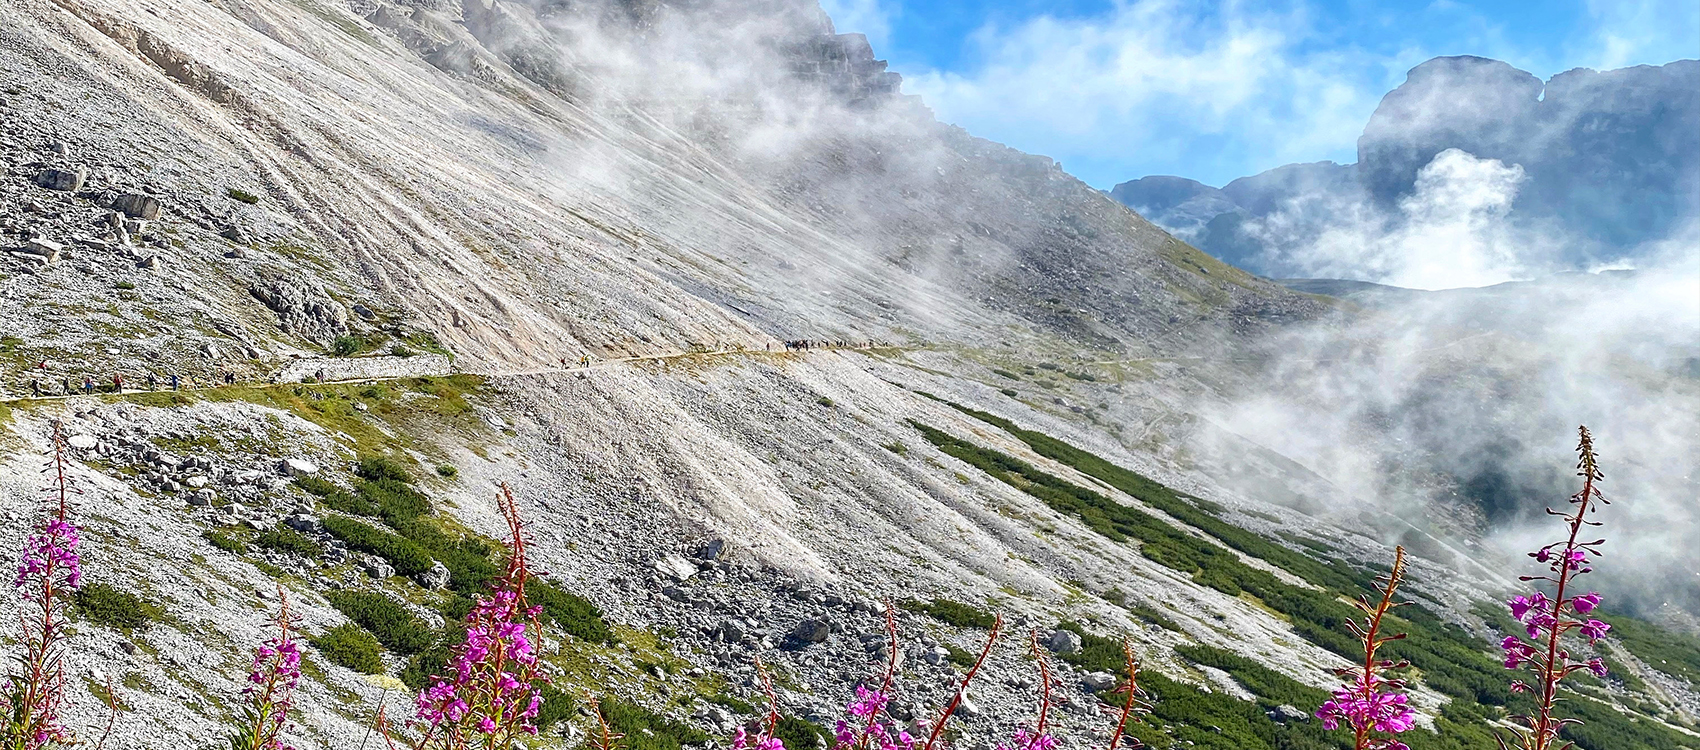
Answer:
2;422;92;750
1495;426;1613;750
1316;547;1414;750
392;485;549;750
995;728;1058;750
228;588;303;750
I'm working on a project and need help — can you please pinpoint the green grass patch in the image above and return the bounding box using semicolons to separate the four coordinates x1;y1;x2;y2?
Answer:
532;580;613;643
72;583;162;631
227;187;260;204
311;623;385;674
325;590;436;655
203;529;244;553
599;696;712;750
901;597;996;629
252;527;323;558
322;516;433;577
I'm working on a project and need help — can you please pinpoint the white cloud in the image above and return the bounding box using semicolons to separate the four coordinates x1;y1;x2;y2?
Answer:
1576;0;1700;71
900;0;1407;186
1289;149;1533;289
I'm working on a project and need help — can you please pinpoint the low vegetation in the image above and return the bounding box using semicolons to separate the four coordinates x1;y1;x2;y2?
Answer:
309;623;384;674
72;582;161;631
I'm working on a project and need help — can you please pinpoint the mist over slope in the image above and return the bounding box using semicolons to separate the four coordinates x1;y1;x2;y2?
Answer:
0;1;1697;749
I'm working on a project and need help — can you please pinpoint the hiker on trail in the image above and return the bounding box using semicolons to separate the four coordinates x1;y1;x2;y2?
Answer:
225;371;236;385
113;374;123;393
147;372;157;390
61;376;71;395
83;376;94;395
171;373;180;391
314;368;325;384
31;379;40;396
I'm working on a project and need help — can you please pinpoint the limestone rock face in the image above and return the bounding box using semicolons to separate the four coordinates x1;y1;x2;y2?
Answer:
249;277;351;342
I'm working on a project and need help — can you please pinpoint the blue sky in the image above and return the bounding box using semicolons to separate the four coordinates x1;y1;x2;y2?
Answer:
820;0;1700;189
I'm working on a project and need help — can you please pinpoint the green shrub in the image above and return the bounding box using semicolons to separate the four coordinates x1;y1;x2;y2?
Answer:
326;590;435;654
773;716;827;750
331;336;367;357
294;476;340;497
227;187;260;204
943;643;975;667
817;396;835;407
1000;388;1018;397
531;581;612;643
435;464;458;478
991;368;1020;380
390;345;416;358
901;597;995;629
356;456;414;484
73;582;161;631
114;281;136;290
534;685;575;731
203;529;244;553
253;527;323;558
311;623;385;674
599;697;711;750
322;516;433;576
359;478;431;526
319;490;380;516
883;441;908;455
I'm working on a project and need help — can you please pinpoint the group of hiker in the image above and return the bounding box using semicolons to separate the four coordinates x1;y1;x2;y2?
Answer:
26;361;241;397
773;339;888;352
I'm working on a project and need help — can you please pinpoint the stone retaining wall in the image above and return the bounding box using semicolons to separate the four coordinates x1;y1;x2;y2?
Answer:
275;354;453;383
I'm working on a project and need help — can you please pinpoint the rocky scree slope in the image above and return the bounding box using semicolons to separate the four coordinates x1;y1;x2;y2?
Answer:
0;0;1693;749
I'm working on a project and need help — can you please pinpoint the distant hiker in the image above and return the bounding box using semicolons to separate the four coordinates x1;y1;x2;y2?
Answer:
225;371;236;385
61;376;71;395
83;376;94;395
314;368;325;384
31;379;40;396
147;372;157;390
170;373;180;391
113;374;123;393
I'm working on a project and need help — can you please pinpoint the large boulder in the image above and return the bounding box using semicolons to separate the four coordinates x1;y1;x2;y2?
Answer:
112;193;162;220
1045;629;1082;654
789;618;831;644
34;167;87;192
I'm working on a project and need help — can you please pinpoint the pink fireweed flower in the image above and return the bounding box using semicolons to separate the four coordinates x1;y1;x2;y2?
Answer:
2;423;95;750
995;728;1058;750
229;589;302;750
400;485;550;750
1496;426;1614;750
1316;676;1417;737
1316;547;1415;750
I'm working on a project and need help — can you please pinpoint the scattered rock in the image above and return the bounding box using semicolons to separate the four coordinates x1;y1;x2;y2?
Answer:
281;458;319;476
694;538;726;561
1045;629;1082;654
139;255;162;272
415;560;450;589
24;237;64;263
1081;672;1118;692
362;556;395;579
112;193;162;220
283;513;320;533
653;554;698;581
65;434;98;450
34;167;87;192
714;619;745;642
789;618;831;644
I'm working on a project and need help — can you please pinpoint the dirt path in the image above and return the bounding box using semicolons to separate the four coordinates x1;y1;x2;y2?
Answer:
1;345;901;404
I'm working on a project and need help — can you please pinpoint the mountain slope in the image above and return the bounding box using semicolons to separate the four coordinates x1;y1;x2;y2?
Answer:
0;2;1694;750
